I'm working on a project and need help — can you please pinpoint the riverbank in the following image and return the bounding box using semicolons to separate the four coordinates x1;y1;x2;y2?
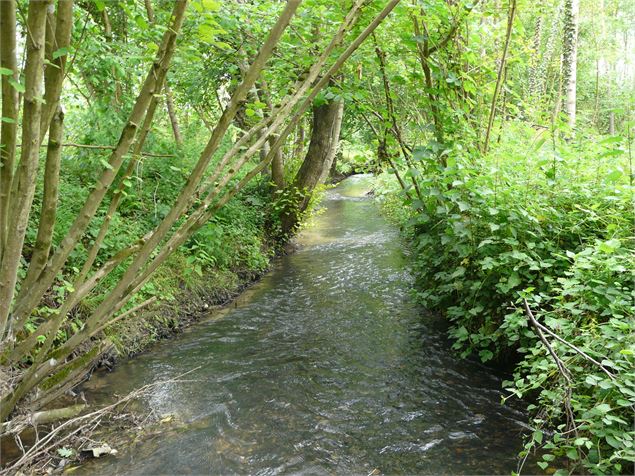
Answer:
66;174;528;475
372;124;635;475
101;265;268;366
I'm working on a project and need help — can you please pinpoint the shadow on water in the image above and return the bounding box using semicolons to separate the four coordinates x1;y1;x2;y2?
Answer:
79;174;531;475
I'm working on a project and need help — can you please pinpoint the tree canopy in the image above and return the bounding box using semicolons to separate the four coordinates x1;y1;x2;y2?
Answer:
0;0;633;474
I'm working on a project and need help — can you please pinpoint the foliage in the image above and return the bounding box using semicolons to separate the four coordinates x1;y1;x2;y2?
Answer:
376;121;634;474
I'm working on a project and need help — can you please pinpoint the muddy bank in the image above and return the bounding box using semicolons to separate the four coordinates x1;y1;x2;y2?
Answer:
0;264;275;473
101;268;269;367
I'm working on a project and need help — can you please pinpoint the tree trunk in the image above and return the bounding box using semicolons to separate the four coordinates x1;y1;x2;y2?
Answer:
292;119;305;158
563;0;579;129
0;0;50;338
329;150;340;178
270;135;285;188
528;16;543;98
0;0;19;264
165;85;183;146
23;108;64;292
483;0;516;154
40;0;73;143
282;98;344;234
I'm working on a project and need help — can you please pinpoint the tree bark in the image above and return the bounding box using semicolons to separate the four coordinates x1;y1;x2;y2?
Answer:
482;0;516;154
282;98;344;233
270;135;285;188
40;0;74;143
563;0;579;129
293;120;305;159
0;0;19;264
0;0;51;338
165;84;183;146
23;108;64;292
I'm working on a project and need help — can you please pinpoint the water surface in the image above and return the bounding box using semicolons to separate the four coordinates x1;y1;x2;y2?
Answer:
81;175;528;475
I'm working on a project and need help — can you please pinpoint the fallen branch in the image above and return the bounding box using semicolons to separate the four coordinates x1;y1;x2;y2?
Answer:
523;299;571;383
535;320;616;381
31;404;87;426
0;366;201;475
523;299;616;380
523;299;579;443
16;143;175;158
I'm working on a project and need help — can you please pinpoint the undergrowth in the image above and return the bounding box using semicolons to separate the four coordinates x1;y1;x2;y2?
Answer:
376;122;635;475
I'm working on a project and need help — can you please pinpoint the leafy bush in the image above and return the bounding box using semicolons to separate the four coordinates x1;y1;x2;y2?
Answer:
377;123;634;474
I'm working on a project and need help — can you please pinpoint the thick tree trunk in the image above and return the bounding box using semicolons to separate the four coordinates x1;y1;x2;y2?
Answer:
563;0;579;129
0;0;50;338
282;98;344;234
0;0;19;264
40;0;73;143
23;108;65;292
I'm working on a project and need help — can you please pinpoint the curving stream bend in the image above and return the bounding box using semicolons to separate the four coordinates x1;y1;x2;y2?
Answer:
80;175;528;475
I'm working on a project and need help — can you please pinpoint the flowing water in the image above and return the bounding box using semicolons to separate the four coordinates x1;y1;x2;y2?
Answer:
80;175;529;475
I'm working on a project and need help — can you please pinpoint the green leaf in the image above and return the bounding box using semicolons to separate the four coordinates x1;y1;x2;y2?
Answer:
8;78;25;93
533;429;543;444
605;169;623;182
594;403;611;414
100;159;114;170
599;239;620;254
202;0;221;11
0;67;14;76
507;272;521;289
52;47;71;60
606;434;622;449
93;0;105;11
135;15;148;30
57;447;74;458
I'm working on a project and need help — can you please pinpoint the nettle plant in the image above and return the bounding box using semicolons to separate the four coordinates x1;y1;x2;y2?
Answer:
399;133;634;473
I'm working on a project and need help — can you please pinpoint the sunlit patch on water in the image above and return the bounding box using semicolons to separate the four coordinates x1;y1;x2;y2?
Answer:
79;174;529;475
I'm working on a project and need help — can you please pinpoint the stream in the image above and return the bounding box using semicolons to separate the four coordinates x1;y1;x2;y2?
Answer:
79;175;529;475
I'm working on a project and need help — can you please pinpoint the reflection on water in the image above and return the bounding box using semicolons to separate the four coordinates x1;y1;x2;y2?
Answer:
80;175;528;475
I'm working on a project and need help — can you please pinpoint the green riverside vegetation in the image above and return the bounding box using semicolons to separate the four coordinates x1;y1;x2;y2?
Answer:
0;0;633;474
